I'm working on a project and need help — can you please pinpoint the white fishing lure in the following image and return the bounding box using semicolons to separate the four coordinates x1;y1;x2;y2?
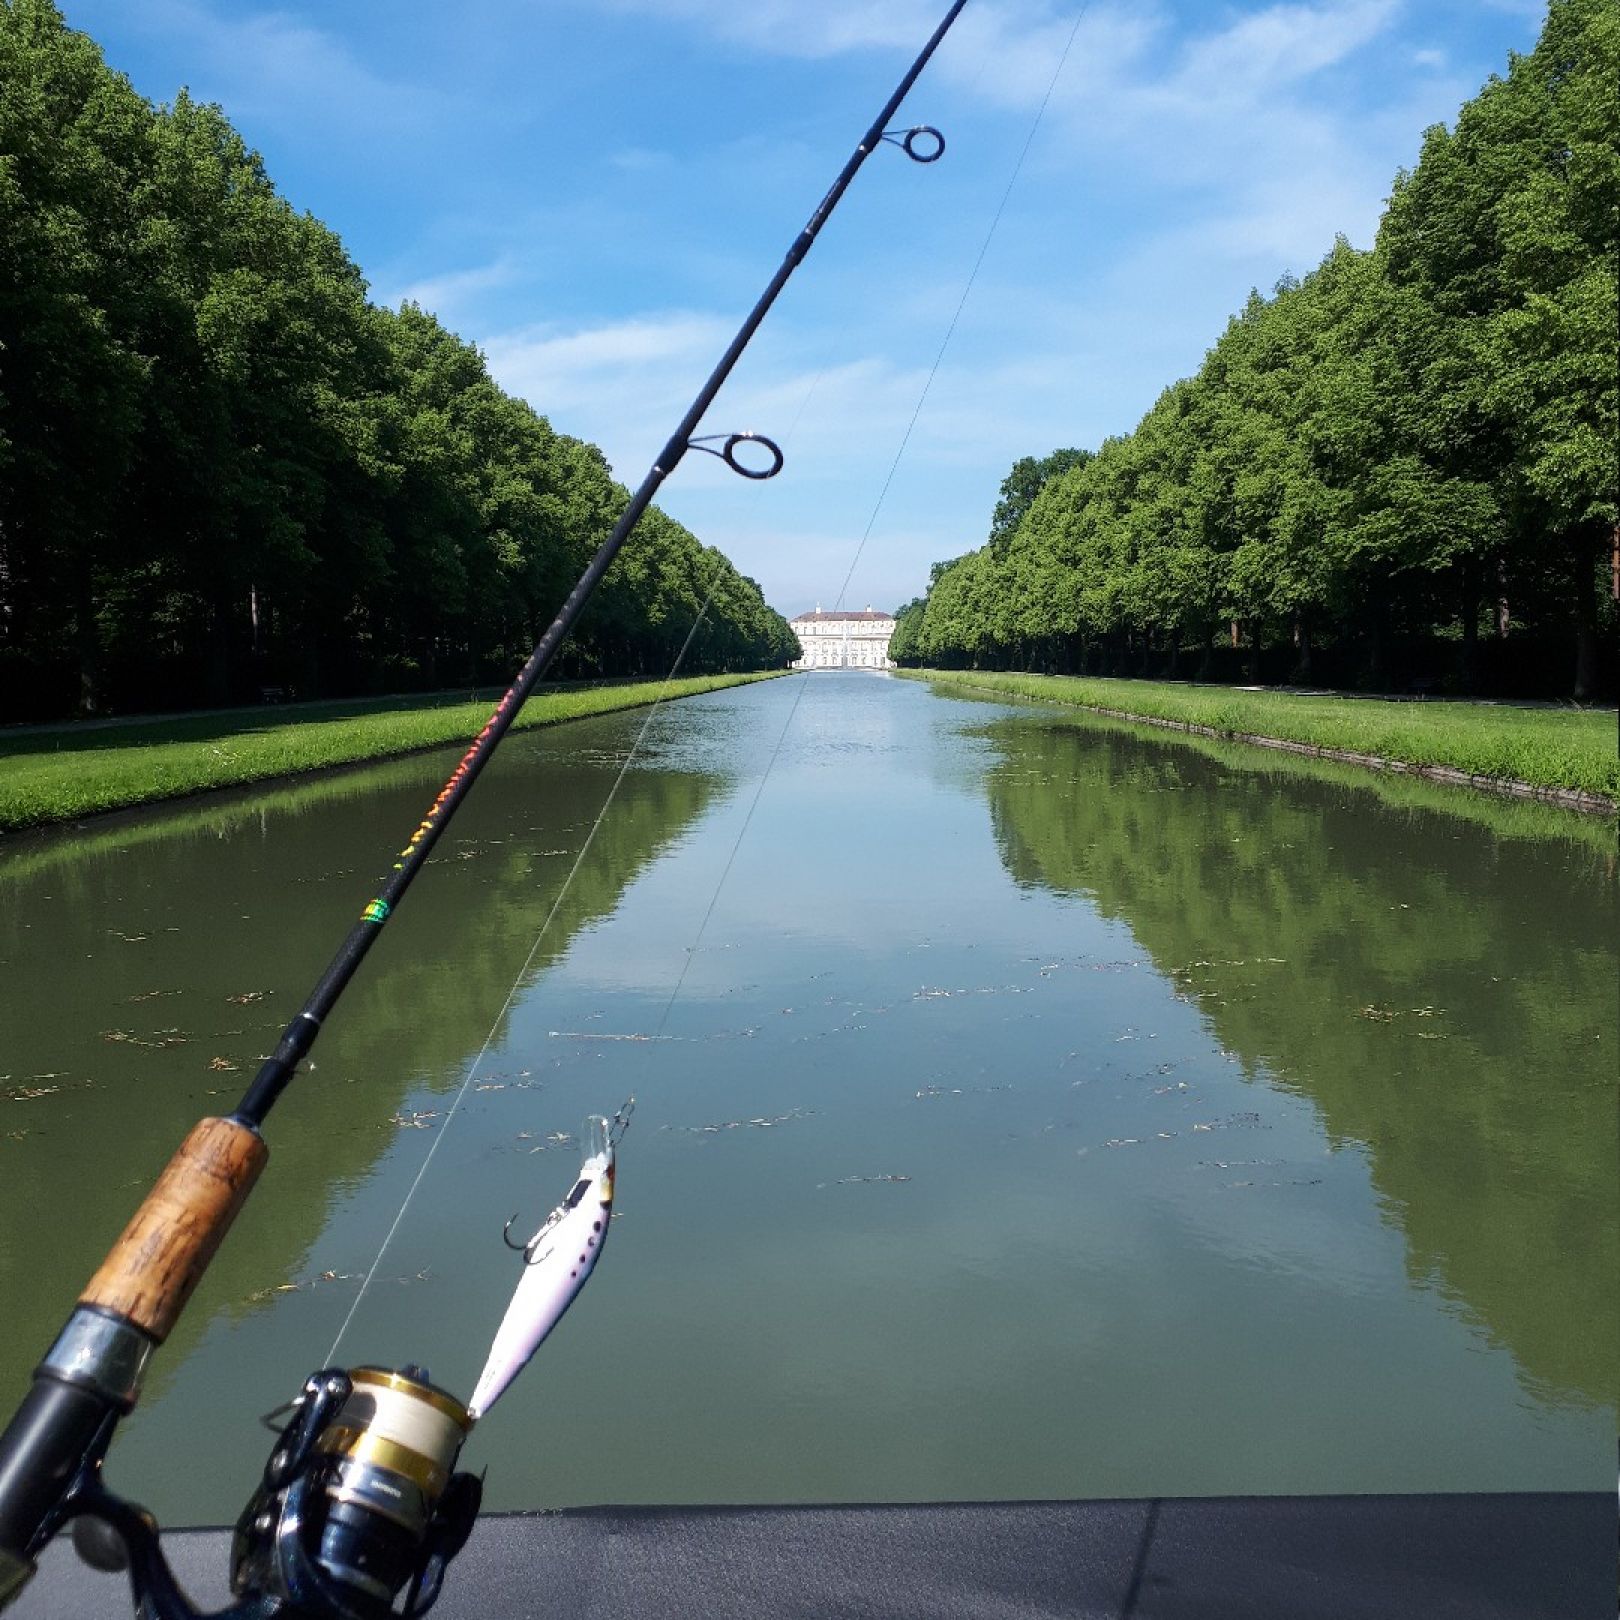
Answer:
468;1102;630;1421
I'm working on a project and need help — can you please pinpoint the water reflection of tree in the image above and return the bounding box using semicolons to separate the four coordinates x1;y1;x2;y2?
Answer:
0;741;717;1402
982;713;1617;1414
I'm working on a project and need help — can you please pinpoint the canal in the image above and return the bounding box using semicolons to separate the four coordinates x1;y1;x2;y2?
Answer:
1;672;1612;1523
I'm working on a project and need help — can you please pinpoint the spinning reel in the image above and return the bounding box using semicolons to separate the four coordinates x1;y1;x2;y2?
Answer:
67;1365;480;1620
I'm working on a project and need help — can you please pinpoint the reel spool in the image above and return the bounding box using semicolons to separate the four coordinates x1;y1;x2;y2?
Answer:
231;1365;480;1619
68;1364;481;1620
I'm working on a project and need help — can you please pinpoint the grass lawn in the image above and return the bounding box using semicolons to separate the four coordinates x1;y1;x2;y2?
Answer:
900;670;1619;802
0;672;783;832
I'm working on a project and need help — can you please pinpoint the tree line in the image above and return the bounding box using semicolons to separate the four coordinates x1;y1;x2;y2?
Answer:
0;0;798;723
892;0;1617;699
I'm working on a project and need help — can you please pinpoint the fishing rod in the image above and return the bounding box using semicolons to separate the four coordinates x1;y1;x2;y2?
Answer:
0;5;968;1615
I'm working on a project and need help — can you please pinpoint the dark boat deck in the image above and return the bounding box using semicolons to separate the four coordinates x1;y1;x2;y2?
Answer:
15;1492;1613;1617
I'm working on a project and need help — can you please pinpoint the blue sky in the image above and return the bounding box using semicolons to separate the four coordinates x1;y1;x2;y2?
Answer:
63;0;1543;620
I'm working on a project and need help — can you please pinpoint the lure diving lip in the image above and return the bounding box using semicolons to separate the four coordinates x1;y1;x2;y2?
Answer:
467;1105;627;1420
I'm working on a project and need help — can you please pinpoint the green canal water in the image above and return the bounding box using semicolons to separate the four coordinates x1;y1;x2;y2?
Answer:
1;673;1613;1524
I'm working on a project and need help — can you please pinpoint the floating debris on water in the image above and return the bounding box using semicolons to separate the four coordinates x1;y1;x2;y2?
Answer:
101;1028;189;1049
1030;957;1143;976
1176;957;1288;974
550;1030;675;1043
791;1020;870;1043
247;1268;431;1304
473;1075;538;1092
914;1084;1014;1099
665;1108;814;1134
5;1085;58;1102
513;1130;574;1153
1219;1178;1324;1191
818;1173;911;1187
207;1057;239;1073
1191;1112;1265;1132
126;988;182;1003
549;1028;756;1043
225;990;269;1005
914;984;1029;1001
389;1109;441;1130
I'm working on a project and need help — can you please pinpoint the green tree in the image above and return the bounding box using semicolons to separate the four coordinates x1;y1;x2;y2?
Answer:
988;447;1092;552
1380;0;1618;696
0;0;151;711
0;0;795;720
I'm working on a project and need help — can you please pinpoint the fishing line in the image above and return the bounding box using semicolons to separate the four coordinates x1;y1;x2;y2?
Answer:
647;1;1093;1035
829;0;1090;616
325;577;740;1363
324;364;846;1358
330;0;1091;1357
324;327;852;1339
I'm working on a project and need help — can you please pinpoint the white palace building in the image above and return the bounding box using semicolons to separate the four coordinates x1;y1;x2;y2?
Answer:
790;605;897;670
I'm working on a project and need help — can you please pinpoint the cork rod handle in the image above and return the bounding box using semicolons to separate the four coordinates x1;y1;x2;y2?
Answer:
79;1117;268;1342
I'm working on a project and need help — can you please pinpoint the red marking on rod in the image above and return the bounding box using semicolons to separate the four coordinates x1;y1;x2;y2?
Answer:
398;686;521;863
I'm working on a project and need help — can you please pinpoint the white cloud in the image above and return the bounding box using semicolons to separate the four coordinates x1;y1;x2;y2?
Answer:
592;0;948;57
495;312;729;376
933;2;1165;109
458;1;1528;613
1167;0;1396;96
577;0;1413;284
588;0;1394;109
483;312;736;467
110;0;441;138
478;301;1050;606
381;259;520;322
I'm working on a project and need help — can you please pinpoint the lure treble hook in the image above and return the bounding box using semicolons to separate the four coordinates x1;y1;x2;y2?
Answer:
498;1098;631;1260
